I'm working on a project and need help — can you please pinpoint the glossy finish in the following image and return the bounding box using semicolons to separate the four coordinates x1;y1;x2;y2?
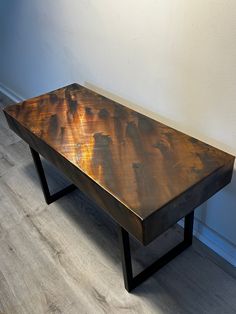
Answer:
2;92;236;312
3;84;235;244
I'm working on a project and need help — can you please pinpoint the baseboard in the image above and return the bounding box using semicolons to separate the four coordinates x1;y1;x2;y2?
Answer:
0;82;24;102
178;218;236;267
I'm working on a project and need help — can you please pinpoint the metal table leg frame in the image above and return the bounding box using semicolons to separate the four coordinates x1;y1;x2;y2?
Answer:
119;211;194;292
30;147;77;205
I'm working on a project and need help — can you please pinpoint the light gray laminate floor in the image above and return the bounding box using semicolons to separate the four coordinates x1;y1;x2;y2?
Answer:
0;92;236;314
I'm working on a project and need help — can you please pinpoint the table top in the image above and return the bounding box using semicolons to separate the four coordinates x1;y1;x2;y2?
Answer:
4;84;235;244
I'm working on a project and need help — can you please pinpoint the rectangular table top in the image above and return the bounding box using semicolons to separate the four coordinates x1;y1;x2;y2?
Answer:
4;84;235;244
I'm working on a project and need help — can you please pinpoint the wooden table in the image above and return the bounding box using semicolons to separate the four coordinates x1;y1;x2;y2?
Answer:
4;83;235;292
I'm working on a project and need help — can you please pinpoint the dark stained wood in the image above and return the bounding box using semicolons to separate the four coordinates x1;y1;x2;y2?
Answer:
3;83;235;244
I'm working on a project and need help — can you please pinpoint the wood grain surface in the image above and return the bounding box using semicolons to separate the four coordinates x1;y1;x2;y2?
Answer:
3;84;235;244
1;93;236;314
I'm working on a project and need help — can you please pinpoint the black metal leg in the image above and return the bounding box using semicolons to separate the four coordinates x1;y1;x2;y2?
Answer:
119;227;133;292
119;211;194;292
30;147;77;204
184;211;194;245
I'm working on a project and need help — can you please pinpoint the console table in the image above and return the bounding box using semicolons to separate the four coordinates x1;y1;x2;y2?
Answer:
4;83;235;292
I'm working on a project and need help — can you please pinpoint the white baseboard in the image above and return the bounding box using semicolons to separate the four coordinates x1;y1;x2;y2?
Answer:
0;82;24;102
178;218;236;267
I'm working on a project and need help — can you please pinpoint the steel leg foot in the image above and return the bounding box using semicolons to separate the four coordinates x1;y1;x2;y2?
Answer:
119;211;194;292
30;147;77;204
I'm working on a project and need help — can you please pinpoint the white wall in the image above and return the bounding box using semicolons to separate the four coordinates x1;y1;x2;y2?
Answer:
1;0;236;264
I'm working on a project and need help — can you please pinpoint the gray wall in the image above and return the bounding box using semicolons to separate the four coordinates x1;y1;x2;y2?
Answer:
0;0;236;264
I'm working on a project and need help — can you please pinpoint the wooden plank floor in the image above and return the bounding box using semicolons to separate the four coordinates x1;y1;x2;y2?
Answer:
0;92;236;314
